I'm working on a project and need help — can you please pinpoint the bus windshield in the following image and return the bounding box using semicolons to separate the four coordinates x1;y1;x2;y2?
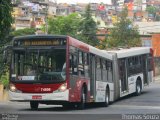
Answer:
11;48;66;83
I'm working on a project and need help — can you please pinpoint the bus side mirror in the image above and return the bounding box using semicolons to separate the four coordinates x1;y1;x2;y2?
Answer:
3;45;12;64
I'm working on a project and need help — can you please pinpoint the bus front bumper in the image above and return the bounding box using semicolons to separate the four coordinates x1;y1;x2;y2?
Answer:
9;90;69;102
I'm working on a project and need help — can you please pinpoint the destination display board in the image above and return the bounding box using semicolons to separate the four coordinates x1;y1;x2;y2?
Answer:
13;38;66;46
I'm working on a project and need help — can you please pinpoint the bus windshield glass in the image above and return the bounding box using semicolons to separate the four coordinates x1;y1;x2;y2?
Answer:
11;48;66;83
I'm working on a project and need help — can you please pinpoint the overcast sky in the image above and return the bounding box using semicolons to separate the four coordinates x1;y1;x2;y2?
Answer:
52;0;112;4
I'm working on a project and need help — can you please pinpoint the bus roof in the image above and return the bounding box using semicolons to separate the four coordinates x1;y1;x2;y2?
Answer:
68;36;113;60
13;35;113;60
13;35;67;41
89;46;113;60
102;47;151;58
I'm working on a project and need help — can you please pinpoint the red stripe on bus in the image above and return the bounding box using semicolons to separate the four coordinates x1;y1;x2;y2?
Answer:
14;83;63;93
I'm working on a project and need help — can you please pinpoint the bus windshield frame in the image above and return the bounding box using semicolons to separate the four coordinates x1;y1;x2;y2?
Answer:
11;46;67;84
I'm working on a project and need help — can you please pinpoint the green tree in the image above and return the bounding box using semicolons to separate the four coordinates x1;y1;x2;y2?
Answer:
79;4;98;46
11;28;36;36
0;0;13;45
48;13;81;38
0;72;9;88
107;7;140;48
0;0;13;79
146;6;158;17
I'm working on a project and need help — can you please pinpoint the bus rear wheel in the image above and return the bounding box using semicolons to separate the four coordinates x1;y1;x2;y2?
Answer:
103;87;109;107
30;101;39;110
135;80;142;96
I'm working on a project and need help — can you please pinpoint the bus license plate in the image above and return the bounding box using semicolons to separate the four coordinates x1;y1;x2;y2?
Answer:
32;95;42;100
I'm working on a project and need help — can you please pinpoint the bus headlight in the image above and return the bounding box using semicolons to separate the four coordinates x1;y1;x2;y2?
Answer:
10;84;17;92
58;83;67;92
10;84;22;93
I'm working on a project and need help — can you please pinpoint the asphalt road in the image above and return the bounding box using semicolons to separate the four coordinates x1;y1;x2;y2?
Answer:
0;82;160;120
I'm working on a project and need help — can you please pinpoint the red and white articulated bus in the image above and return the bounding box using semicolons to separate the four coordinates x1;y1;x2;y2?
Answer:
8;35;154;110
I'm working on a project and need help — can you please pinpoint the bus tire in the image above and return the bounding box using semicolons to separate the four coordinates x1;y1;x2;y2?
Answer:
104;87;110;107
63;104;69;109
135;80;142;96
78;87;87;110
63;103;74;109
30;101;39;110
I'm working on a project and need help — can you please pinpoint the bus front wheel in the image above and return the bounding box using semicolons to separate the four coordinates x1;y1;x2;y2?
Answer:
78;87;87;110
30;101;39;110
63;103;75;109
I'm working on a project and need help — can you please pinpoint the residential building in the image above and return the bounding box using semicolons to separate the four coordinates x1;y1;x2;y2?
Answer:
11;0;56;30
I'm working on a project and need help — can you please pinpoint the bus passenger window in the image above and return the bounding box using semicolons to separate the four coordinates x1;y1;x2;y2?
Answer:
78;51;83;64
78;51;84;76
84;53;89;78
96;57;102;81
107;61;113;82
102;60;107;82
70;54;78;75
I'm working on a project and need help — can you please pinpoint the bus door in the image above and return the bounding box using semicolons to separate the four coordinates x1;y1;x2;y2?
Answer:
119;58;128;92
90;54;96;100
142;55;148;84
147;54;154;83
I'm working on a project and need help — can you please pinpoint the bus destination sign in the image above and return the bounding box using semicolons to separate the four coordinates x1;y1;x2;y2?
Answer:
24;40;60;46
14;39;66;46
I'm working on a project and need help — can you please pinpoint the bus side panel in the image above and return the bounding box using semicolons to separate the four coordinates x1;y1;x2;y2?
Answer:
68;36;90;103
108;83;114;102
95;81;107;102
69;76;89;102
69;76;79;102
95;82;114;102
128;74;143;94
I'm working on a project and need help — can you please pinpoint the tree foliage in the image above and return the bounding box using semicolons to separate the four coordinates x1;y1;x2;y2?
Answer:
79;4;98;46
48;13;81;38
0;0;13;45
107;7;140;48
0;0;13;80
47;4;98;47
0;72;9;88
11;28;36;36
146;6;158;16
